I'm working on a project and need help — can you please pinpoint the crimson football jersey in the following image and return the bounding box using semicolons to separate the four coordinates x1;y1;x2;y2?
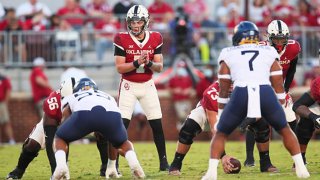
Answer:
113;31;163;82
42;90;62;123
200;81;219;112
259;40;301;80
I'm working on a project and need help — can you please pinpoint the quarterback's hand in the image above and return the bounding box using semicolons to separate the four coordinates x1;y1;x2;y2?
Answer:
105;166;120;179
138;52;148;65
285;92;293;108
221;155;234;173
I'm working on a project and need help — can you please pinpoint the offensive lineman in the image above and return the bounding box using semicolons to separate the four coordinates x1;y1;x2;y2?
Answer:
113;5;169;170
293;77;320;166
6;78;109;179
201;21;309;180
243;19;301;166
52;78;145;179
169;81;277;175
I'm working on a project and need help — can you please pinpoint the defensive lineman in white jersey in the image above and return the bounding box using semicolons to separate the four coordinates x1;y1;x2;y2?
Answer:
52;78;145;179
202;21;309;180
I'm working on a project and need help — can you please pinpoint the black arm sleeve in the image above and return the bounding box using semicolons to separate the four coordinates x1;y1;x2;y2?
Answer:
114;45;126;56
154;45;162;54
44;125;57;174
284;57;298;93
292;92;316;112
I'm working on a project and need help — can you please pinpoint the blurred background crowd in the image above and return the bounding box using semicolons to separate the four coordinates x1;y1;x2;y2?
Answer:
0;0;319;143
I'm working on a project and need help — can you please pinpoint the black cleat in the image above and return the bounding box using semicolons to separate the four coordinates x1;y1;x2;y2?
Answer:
160;159;169;171
169;161;182;176
6;168;25;180
100;164;107;177
244;159;255;167
260;164;279;173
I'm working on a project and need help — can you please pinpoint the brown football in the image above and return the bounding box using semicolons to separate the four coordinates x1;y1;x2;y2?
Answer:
229;158;241;174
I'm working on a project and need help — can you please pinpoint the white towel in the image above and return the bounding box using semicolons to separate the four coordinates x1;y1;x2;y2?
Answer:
247;85;261;118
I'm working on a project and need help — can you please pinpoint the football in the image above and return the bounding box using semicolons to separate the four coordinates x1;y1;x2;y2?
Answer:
229;158;241;174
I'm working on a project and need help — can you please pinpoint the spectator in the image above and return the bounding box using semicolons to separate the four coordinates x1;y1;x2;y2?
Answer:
196;64;216;100
256;10;273;29
148;0;174;26
86;0;112;18
303;65;320;87
226;3;245;29
183;0;207;24
273;0;295;26
94;11;120;61
29;57;52;118
56;0;87;30
193;31;211;64
0;3;4;19
294;0;317;27
49;14;61;30
168;60;194;129
0;72;15;145
112;0;136;24
16;0;51;19
216;0;232;25
249;0;269;23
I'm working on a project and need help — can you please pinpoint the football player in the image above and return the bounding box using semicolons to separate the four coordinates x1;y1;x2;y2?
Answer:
113;5;169;171
243;19;301;166
293;77;320;166
169;81;277;175
6;78;109;179
52;78;145;179
202;21;309;180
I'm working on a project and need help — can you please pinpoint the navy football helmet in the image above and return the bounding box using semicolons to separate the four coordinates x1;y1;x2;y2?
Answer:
232;21;259;46
73;78;98;93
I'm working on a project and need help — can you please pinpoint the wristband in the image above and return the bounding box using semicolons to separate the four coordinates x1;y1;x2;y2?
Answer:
276;93;286;99
133;60;140;68
146;61;153;68
220;151;226;159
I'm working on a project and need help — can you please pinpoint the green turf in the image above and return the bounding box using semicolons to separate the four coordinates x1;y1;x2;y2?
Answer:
1;140;320;179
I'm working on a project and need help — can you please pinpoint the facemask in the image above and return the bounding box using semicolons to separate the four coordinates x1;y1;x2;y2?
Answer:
177;68;188;76
203;69;213;77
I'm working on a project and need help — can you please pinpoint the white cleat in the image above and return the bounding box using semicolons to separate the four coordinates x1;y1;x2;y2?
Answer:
131;164;145;179
201;171;217;180
52;164;70;180
105;167;120;179
295;165;310;179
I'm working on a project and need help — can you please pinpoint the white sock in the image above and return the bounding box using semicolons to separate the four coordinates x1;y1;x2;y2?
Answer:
55;150;67;166
292;153;305;169
208;159;219;170
125;150;139;168
107;159;116;168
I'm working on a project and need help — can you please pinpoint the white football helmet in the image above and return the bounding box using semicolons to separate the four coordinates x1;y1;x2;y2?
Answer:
126;5;149;36
60;77;77;99
267;20;290;51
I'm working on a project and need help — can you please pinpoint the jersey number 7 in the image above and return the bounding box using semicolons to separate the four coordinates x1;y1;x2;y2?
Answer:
241;50;259;71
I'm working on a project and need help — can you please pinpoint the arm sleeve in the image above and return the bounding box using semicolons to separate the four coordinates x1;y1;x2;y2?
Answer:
114;45;126;56
284;57;298;93
292;92;316;112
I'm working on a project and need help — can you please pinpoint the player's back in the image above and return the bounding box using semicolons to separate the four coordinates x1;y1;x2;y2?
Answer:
63;89;120;113
219;44;279;87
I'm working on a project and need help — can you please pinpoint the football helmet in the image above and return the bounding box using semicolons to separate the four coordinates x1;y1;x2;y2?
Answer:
310;77;320;102
73;78;98;93
60;77;77;98
232;21;259;46
267;20;290;52
126;5;149;36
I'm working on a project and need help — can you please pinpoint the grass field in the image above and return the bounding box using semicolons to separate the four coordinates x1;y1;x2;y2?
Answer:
1;141;320;180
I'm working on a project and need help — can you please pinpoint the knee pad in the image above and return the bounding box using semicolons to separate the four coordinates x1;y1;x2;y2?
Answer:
178;118;202;145
249;119;270;143
296;118;315;145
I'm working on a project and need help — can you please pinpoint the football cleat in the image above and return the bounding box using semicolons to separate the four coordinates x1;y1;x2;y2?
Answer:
52;164;70;180
261;164;279;173
201;171;217;180
159;158;169;171
244;159;255;167
168;161;182;176
131;164;145;179
6;168;25;180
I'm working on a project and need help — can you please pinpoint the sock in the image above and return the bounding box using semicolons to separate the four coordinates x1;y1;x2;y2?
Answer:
107;159;116;169
292;153;305;170
259;151;271;163
208;159;219;170
246;130;255;161
55;150;67;167
206;158;219;179
173;152;186;163
96;139;108;165
17;148;38;171
149;119;167;162
301;152;306;164
125;150;139;168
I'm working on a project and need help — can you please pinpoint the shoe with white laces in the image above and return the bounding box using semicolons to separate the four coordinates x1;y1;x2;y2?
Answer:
105;167;120;179
295;164;310;179
201;170;217;180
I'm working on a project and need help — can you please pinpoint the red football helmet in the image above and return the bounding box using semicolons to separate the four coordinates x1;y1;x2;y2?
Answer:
310;77;320;102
